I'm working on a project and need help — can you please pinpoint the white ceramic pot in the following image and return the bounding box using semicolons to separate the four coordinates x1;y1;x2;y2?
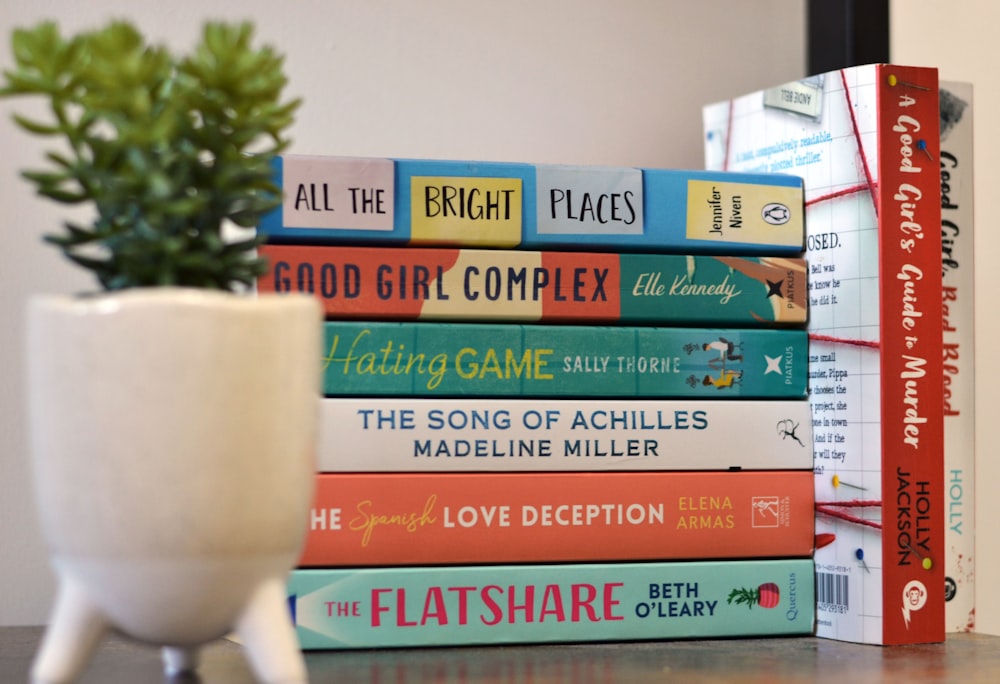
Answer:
26;288;321;684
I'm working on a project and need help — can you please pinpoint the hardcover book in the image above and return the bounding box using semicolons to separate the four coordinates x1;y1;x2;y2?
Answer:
288;558;816;649
299;470;815;567
321;321;809;398
257;155;805;254
704;64;945;645
938;80;975;633
258;244;808;326
315;397;814;472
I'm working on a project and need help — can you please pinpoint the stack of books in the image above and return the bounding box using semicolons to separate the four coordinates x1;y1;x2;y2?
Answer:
703;64;949;645
256;155;818;649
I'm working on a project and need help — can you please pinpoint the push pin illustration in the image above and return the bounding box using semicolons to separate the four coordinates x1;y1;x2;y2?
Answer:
832;474;866;491
887;74;930;91
917;139;934;161
904;542;934;571
855;548;871;573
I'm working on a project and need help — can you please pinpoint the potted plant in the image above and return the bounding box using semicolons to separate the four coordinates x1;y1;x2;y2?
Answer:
2;20;318;683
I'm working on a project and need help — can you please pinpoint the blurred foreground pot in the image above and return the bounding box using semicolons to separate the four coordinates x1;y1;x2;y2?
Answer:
26;288;321;684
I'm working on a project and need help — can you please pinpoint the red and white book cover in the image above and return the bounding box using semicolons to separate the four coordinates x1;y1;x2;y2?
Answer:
704;64;944;645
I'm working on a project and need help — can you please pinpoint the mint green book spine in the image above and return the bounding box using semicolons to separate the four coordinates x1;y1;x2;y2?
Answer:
289;559;815;649
321;322;808;398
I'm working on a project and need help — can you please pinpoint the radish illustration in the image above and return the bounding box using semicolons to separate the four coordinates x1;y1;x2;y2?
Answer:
727;582;780;609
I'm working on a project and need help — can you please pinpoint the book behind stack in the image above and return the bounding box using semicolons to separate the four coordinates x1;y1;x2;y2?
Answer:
938;80;975;633
703;63;945;646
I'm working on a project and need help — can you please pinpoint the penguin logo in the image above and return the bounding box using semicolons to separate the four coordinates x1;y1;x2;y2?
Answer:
762;203;791;225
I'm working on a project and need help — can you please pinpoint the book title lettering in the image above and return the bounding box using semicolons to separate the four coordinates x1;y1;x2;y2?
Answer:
293;183;388;215
941;149;963;418
311;495;743;546
892;94;931;452
322;329;554;390
271;260;744;306
353;407;709;432
318;581;727;628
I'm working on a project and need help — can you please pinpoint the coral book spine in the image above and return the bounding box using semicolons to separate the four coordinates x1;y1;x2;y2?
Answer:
298;471;815;567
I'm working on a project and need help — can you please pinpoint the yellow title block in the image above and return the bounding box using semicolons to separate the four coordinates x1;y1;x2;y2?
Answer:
410;176;523;247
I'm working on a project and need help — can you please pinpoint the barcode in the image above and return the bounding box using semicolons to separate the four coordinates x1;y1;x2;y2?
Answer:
816;572;849;613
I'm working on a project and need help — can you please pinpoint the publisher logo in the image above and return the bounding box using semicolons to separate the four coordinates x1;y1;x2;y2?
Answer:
751;496;780;528
902;579;928;628
761;203;791;226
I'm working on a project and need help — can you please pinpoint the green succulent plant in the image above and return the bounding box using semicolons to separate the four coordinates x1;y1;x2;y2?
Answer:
0;20;300;291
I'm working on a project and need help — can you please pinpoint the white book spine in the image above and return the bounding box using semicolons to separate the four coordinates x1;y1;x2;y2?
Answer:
939;81;975;633
317;398;813;472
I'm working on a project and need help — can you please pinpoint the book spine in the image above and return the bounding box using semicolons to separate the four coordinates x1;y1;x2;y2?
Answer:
316;397;814;472
320;321;809;398
258;244;808;326
289;559;816;649
257;155;805;254
872;64;945;645
939;81;975;633
299;470;815;566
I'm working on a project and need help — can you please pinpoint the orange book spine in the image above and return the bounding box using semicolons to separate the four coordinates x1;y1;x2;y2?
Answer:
300;471;815;567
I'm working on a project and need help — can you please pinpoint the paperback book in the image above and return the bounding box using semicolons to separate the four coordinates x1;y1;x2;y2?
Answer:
289;559;816;649
938;80;975;633
299;470;815;566
258;244;808;326
321;321;809;398
258;155;805;254
315;397;814;472
704;64;945;645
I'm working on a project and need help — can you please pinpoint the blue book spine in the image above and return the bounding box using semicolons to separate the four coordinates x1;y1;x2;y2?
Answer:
258;155;804;254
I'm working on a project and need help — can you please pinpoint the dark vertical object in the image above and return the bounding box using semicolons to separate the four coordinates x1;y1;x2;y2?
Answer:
808;0;889;74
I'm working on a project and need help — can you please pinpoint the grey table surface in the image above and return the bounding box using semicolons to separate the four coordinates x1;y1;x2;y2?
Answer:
2;627;999;683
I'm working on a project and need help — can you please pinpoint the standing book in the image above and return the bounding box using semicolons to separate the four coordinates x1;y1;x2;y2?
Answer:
289;559;816;649
300;470;815;567
704;64;945;645
938;80;975;633
258;155;805;254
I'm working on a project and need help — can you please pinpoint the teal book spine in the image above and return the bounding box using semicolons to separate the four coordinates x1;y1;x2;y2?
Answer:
289;559;815;649
258;155;805;254
321;322;808;398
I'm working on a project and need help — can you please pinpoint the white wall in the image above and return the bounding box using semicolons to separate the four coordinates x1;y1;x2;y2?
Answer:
891;0;998;636
0;0;806;626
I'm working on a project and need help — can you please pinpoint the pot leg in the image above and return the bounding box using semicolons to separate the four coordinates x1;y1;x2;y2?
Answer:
235;575;307;684
31;575;108;684
162;645;201;676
